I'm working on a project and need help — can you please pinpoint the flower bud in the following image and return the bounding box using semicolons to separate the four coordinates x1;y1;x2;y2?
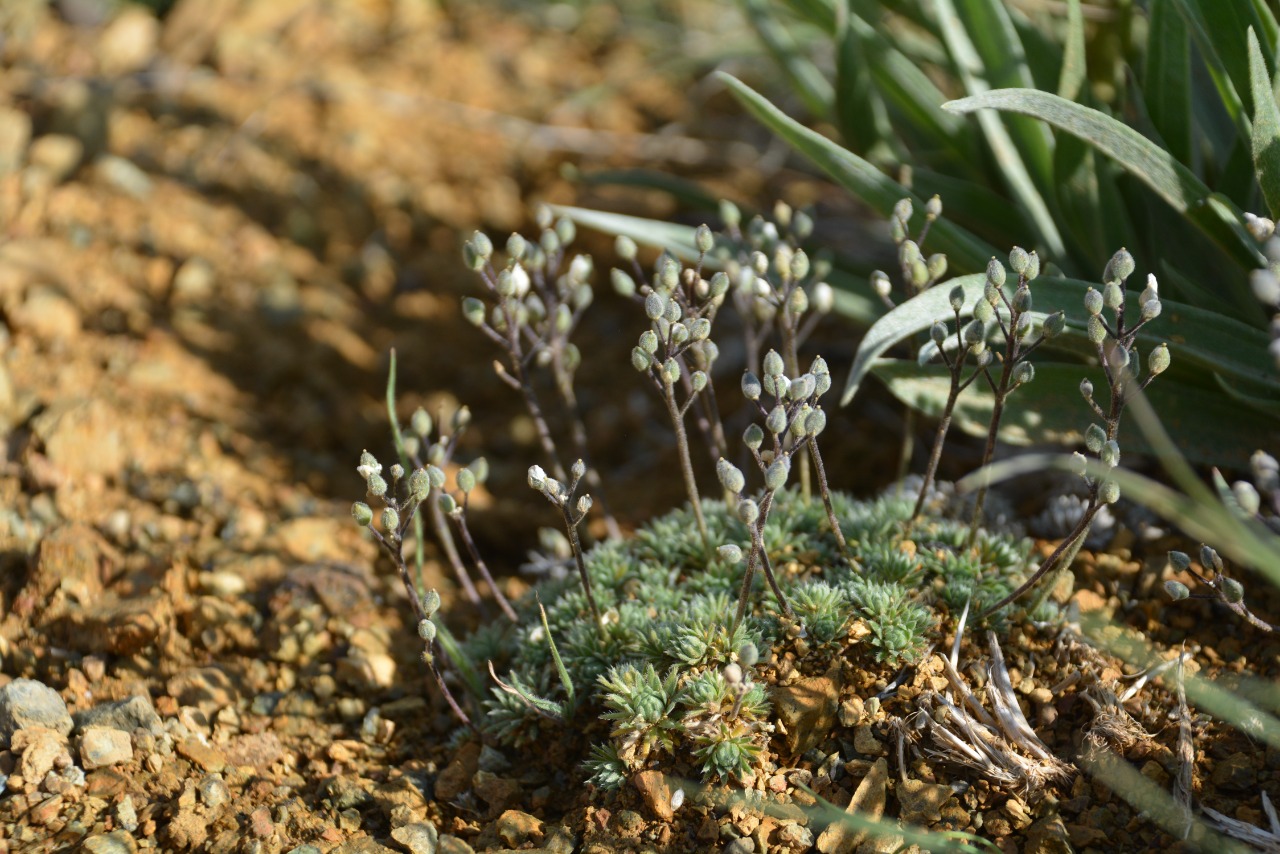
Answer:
631;347;651;372
1012;361;1035;386
1012;286;1032;313
974;299;994;324
719;544;743;563
1084;287;1103;316
1140;299;1161;321
426;465;446;489
352;502;373;526
717;459;746;494
1103;281;1123;310
743;423;765;450
528;465;547;491
408;468;430;497
738;499;760;524
462;241;483;270
1104;247;1135;283
506;233;527;261
1232;480;1261;516
645;292;666;321
389;463;404;481
807;407;827;436
790;249;810;281
788;287;809;315
1099;479;1120;504
930;321;947;345
1245;212;1276;242
792;210;814;239
894;198;913;225
710;271;731;299
741;371;762;401
367;473;388;497
695;224;715;254
763;350;785;378
457;468;476;494
422;588;441;616
1043;311;1066;338
381;507;400;531
670;322;690;346
690;318;712;341
661;358;680;385
1169;550;1191;571
417;617;438;643
986;258;1006;288
1139;273;1159;305
663;298;682;324
691;370;708;393
766;405;787;435
438;493;457;515
812;282;834;314
1101;439;1120;468
360;450;381;474
1085;423;1106;453
720;199;741;229
1009;246;1029;275
765;457;791;490
1220;576;1244;604
1025;252;1040;280
1080;378;1094;399
790;407;809;437
611;268;636;297
963;319;985;347
1164;580;1190;601
927;253;948;282
925;195;942;218
1201;544;1224;573
871;270;891;299
1148;342;1170;375
577;494;593;516
1087;315;1107;343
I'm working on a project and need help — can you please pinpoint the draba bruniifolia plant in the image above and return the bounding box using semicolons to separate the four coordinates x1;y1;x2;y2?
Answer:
714;201;836;499
960;249;1066;541
528;459;602;630
462;207;620;539
982;249;1171;617
717;349;844;633
621;242;731;549
1164;546;1275;632
351;451;476;732
872;196;949;487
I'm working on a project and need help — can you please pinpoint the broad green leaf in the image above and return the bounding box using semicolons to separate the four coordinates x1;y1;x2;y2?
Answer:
870;360;1273;466
1057;0;1086;103
739;0;834;119
1249;27;1280;218
943;89;1266;271
933;0;1064;258
719;73;1000;271
778;0;836;31
1145;0;1193;167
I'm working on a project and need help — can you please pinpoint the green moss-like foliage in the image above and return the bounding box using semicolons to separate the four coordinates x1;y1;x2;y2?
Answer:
460;488;1032;787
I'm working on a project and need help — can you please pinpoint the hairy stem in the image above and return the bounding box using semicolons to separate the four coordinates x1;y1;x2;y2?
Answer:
664;383;709;549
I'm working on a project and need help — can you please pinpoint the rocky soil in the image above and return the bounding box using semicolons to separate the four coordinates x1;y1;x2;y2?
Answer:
1;2;1278;853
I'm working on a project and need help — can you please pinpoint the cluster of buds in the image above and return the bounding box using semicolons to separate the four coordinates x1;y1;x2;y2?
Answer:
399;405;470;468
352;450;434;546
717;350;844;630
529;459;601;628
1244;214;1280;371
1075;249;1171;506
873;196;948;309
1164;547;1274;631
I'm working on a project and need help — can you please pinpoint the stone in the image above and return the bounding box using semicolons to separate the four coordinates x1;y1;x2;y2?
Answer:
723;838;754;854
26;134;83;183
80;726;133;769
172;258;216;305
95;155;153;199
31;400;125;479
74;695;162;735
98;8;160;75
81;831;138;854
1025;815;1072;854
176;738;226;772
472;770;519;812
777;823;813;850
391;822;439;854
0;105;31;177
332;840;396;854
166;666;235;716
11;726;70;789
816;757;888;854
896;778;951;825
633;769;674;822
250;805;274;838
0;679;73;746
1211;752;1257;790
773;662;841;756
433;742;480;800
493;809;543;848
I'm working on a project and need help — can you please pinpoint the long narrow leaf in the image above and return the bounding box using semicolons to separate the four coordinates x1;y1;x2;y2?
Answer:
835;7;896;159
943;89;1266;271
740;0;834;119
1057;0;1086;103
1170;0;1249;135
1145;0;1194;167
1249;27;1280;218
719;73;1000;271
933;0;1064;258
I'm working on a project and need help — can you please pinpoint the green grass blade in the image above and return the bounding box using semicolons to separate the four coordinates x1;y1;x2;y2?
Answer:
1145;0;1194;166
538;599;575;703
719;73;1000;271
943;89;1266;270
1057;0;1086;102
933;0;1065;258
1181;0;1275;120
835;6;896;159
1170;0;1250;135
553;206;702;259
739;0;834;119
1249;27;1280;218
